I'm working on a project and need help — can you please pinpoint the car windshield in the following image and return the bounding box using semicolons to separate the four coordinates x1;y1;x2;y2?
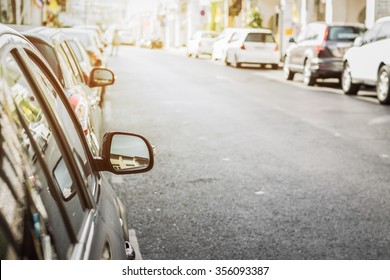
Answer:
245;33;275;43
327;26;365;41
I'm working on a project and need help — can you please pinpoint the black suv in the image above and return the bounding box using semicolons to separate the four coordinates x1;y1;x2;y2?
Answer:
0;24;154;259
283;22;365;86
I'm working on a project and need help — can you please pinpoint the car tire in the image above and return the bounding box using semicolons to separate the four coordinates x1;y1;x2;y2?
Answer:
234;54;241;68
342;62;360;95
303;59;316;86
283;58;295;80
224;55;231;66
271;64;278;70
377;65;390;105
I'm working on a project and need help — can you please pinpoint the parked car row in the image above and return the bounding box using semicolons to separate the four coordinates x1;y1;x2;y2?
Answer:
187;28;280;69
0;24;155;259
283;17;390;105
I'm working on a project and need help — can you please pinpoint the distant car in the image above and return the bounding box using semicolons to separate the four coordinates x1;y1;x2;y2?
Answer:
23;27;106;154
211;28;244;61
342;17;390;104
66;37;106;107
118;30;136;45
74;24;108;47
283;22;365;86
224;28;279;68
61;28;107;67
0;24;155;259
187;30;218;58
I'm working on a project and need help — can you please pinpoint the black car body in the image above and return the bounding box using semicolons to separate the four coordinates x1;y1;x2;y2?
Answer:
0;24;154;259
284;22;365;86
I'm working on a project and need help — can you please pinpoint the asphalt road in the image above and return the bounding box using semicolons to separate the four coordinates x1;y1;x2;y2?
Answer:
103;46;390;260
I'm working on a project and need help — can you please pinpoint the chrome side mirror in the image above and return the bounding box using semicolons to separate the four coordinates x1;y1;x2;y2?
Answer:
89;68;115;88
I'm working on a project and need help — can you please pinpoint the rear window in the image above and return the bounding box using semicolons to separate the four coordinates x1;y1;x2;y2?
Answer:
327;26;365;42
245;33;275;43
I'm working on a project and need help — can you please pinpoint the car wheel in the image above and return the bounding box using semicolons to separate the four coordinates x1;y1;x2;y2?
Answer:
234;54;241;68
224;54;231;66
271;64;279;70
303;59;316;86
342;62;359;95
377;65;390;105
283;58;295;80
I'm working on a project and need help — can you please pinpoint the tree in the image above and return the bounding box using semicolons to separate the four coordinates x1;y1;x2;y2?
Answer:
248;9;263;28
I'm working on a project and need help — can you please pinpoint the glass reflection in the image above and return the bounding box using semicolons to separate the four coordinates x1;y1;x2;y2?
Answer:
110;134;150;171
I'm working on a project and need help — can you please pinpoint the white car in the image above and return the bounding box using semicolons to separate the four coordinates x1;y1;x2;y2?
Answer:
342;17;390;104
187;30;218;58
224;28;280;68
211;28;245;61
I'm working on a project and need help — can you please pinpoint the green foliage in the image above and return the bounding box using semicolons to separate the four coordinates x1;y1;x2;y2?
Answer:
248;9;263;28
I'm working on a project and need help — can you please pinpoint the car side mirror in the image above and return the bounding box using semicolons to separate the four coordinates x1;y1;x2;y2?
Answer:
89;68;115;88
353;37;363;47
96;132;155;174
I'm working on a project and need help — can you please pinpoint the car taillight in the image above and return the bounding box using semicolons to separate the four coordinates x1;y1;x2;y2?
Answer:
240;45;245;50
274;44;278;51
316;27;328;54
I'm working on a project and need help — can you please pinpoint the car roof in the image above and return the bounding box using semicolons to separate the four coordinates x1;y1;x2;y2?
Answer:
22;27;67;47
376;16;390;23
307;21;365;28
1;24;27;37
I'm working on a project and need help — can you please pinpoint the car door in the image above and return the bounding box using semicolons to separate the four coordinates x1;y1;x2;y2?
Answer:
289;25;309;70
350;22;382;81
226;32;242;63
2;36;128;259
363;21;390;82
1;43;85;259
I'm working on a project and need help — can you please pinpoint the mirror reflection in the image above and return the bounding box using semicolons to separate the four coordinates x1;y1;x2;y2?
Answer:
109;134;150;172
91;69;114;86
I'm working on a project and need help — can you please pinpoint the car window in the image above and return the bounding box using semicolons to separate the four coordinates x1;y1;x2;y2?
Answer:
55;44;79;87
24;50;96;193
362;23;382;44
32;42;63;86
327;26;365;42
2;50;90;234
305;24;325;41
61;42;84;84
296;26;307;43
230;32;241;42
377;21;390;40
68;40;84;63
245;33;275;43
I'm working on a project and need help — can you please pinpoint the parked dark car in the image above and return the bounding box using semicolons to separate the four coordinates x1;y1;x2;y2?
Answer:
0;24;154;259
283;22;366;86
